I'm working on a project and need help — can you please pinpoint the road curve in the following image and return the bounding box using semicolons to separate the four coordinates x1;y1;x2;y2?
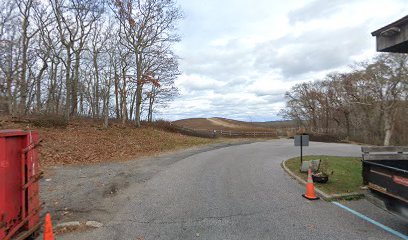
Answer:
60;139;406;240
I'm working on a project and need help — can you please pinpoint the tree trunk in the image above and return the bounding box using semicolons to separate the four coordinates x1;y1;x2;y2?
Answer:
35;60;48;112
79;84;84;115
135;52;142;127
383;108;394;146
114;67;120;119
129;90;136;120
6;57;14;114
65;48;72;119
121;68;127;126
344;111;350;138
19;32;29;115
71;51;81;116
103;91;110;128
147;85;156;122
93;52;100;117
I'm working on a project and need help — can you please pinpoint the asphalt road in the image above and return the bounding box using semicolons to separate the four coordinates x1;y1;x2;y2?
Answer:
58;139;407;240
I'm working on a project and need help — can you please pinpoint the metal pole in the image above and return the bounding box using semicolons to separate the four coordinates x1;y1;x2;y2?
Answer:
300;135;303;164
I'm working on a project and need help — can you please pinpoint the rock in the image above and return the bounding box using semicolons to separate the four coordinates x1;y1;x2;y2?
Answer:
86;221;103;228
56;221;80;228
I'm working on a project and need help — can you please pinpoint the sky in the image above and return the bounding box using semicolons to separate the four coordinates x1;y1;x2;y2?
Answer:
156;0;408;122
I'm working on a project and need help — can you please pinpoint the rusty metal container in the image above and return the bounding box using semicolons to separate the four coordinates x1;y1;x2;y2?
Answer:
0;130;41;240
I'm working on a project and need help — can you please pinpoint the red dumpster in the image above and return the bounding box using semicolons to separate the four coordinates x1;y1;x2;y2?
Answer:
0;130;41;240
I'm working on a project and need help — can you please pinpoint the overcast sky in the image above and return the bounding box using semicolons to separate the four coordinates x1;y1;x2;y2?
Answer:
156;0;408;122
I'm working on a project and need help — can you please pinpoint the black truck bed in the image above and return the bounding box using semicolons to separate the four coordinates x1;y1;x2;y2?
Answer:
363;160;408;202
362;147;408;220
364;160;408;173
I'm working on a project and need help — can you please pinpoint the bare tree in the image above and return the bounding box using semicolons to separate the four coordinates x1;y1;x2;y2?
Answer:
0;0;182;127
360;54;408;145
0;0;18;114
112;0;182;127
281;53;408;146
51;0;103;118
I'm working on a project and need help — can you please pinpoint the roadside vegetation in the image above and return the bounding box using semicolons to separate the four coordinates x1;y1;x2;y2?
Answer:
0;117;217;168
1;116;274;168
285;155;363;194
280;53;408;146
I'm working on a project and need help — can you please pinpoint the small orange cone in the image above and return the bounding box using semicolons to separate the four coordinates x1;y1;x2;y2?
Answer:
43;213;55;240
302;168;320;200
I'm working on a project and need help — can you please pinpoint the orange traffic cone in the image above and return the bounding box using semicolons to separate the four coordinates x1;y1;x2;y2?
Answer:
302;168;320;200
43;213;55;240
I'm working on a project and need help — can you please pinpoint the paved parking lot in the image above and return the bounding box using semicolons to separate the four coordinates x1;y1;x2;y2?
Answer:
52;140;407;240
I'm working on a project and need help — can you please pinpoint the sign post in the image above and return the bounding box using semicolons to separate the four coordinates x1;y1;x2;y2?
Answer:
294;134;309;164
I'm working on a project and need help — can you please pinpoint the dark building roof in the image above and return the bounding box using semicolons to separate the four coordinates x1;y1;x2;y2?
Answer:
371;15;408;53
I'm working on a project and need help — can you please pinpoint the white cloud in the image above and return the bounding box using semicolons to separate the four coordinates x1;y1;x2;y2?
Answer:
177;74;225;91
157;0;408;121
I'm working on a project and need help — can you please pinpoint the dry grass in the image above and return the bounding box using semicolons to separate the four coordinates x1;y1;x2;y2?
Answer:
173;117;276;132
285;155;363;194
0;117;215;167
39;125;214;167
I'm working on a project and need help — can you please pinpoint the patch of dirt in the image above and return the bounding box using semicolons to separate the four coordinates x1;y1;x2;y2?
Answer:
206;118;246;129
54;223;92;235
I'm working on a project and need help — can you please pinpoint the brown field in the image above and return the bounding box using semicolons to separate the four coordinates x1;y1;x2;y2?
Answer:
173;117;282;132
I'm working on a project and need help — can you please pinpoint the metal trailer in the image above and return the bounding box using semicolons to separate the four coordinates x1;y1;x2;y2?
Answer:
362;146;408;220
0;130;42;240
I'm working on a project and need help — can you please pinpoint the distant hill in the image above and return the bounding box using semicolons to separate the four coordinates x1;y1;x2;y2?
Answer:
173;117;296;132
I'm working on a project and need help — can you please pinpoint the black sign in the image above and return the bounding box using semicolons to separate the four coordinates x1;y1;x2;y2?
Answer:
294;135;309;146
